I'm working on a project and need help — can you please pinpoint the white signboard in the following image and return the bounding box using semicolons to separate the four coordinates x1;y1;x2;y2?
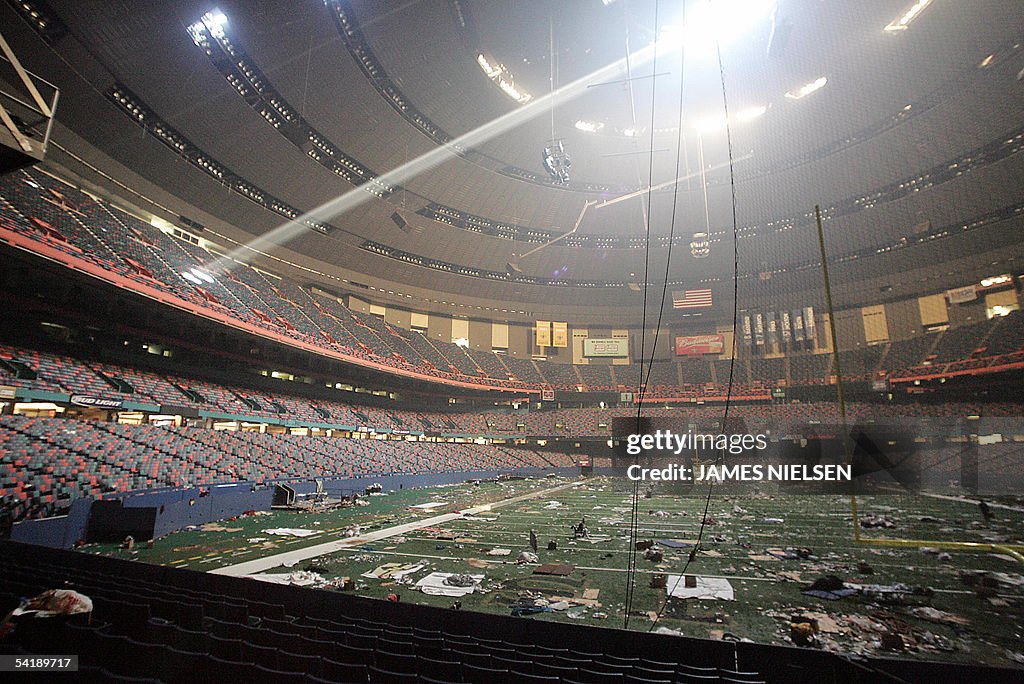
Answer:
584;338;628;357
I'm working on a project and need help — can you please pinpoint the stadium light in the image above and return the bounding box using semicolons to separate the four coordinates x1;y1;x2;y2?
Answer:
884;0;933;33
656;0;776;55
785;76;827;100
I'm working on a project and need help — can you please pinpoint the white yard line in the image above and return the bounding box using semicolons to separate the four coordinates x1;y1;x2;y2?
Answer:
920;492;1024;512
210;480;583;577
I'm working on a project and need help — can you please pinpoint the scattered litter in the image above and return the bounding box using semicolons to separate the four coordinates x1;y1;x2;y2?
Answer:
249;571;328;587
644;548;664;563
533;563;575;576
517;551;539;564
859;514;896;529
11;589;92;618
486;548;512;556
911;607;970;626
801;576;857;600
410;502;448;510
763;517;785;524
543;501;563;509
362;562;427;580
444;574;477;587
199;523;242;532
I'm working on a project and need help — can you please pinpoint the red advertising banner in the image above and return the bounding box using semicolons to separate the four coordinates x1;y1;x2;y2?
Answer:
675;334;725;356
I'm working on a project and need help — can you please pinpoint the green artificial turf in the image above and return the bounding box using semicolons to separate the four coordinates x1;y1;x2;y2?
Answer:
86;477;1024;666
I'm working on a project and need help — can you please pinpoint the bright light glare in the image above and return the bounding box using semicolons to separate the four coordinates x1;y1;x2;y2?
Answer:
884;0;932;32
694;104;766;133
477;53;532;104
785;76;827;100
190;268;215;284
735;105;767;122
206;10;227;28
657;0;776;53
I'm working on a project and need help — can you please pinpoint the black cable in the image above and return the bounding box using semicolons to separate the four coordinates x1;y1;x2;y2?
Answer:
646;28;742;631
624;0;662;629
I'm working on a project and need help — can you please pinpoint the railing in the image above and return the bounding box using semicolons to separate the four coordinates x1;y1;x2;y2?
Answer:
0;32;59;161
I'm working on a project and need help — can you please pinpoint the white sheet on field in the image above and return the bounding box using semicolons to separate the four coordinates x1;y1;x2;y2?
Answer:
665;575;735;601
247;571;324;586
361;562;427;580
262;528;318;537
415;572;484;597
410;502;447;510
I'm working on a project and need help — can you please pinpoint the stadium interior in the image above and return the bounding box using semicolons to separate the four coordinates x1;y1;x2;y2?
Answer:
0;0;1022;682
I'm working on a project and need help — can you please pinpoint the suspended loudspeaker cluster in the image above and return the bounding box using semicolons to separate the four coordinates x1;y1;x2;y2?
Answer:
690;232;710;258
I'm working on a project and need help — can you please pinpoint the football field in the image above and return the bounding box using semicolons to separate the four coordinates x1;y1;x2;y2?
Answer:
87;476;1024;666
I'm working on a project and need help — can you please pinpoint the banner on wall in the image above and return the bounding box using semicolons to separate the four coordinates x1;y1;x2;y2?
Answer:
552;321;568;348
804;306;816;342
781;311;792;346
70;395;124;410
541;388;555;401
584;338;629;357
0;385;16;401
767;312;778;348
535;320;551;347
754;313;765;346
675;334;725;356
793;309;805;342
946;285;978;304
742;314;752;345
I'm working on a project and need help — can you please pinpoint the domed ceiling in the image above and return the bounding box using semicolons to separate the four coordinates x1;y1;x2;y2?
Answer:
2;0;1023;324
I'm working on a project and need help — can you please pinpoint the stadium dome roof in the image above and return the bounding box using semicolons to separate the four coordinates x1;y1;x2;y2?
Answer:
4;0;1023;324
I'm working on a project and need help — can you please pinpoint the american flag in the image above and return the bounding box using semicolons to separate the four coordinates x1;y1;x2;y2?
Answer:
672;288;713;309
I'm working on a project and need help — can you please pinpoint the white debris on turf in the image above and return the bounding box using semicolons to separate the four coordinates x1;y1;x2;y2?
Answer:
247;538;267;543
416;572;484;597
262;528;318;537
543;501;563;509
247;571;327;587
411;502;448;510
665;576;735;601
517;551;539;564
361;562;428;580
486;548;512;556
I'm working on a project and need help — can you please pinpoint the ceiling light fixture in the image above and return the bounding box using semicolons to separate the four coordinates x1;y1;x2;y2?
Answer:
694;105;766;133
884;0;933;33
574;120;604;133
477;53;532;104
784;76;827;100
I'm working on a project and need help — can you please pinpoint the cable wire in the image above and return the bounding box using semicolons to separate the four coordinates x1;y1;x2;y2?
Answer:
624;0;663;629
645;21;742;632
